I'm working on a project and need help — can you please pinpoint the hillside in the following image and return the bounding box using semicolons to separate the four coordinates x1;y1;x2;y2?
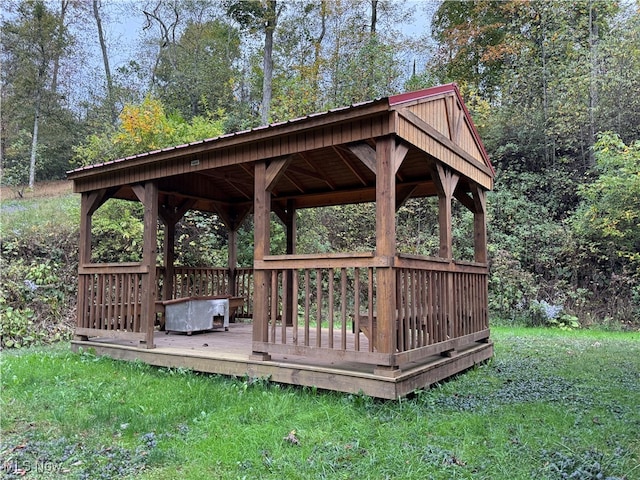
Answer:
0;183;80;348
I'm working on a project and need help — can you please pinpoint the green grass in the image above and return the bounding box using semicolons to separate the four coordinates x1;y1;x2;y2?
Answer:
1;328;639;479
0;194;79;236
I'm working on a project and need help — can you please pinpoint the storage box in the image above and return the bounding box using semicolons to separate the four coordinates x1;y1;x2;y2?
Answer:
164;297;229;334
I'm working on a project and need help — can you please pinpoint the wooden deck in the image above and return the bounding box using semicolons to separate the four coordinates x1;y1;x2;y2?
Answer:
70;322;493;399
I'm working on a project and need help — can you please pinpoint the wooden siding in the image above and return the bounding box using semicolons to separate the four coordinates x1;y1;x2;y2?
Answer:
395;112;493;190
406;95;485;168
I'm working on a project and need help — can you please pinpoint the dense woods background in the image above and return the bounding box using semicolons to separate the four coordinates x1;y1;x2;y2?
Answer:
1;0;639;347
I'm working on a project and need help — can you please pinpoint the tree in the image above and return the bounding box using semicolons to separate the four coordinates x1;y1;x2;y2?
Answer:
154;19;241;119
73;95;226;166
226;0;283;125
0;0;72;188
574;133;640;274
92;0;117;125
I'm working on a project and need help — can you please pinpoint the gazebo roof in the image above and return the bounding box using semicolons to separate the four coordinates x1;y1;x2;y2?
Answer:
67;83;494;214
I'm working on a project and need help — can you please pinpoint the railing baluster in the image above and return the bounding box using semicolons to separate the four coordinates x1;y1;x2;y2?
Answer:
341;268;347;350
316;269;322;348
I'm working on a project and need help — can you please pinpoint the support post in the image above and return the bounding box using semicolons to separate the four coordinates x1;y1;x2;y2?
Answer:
434;164;459;260
163;222;175;302
375;136;397;358
228;228;238;297
472;187;488;264
284;199;296;326
252;161;272;360
75;193;93;339
76;189;112;339
434;165;459;346
140;181;158;348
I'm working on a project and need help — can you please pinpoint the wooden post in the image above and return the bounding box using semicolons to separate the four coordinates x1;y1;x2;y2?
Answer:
76;189;111;339
140;181;158;348
75;193;93;338
163;222;175;301
472;187;488;264
285;199;296;326
434;164;459;261
228;228;237;297
159;198;195;303
252;161;271;360
374;136;397;361
434;165;459;351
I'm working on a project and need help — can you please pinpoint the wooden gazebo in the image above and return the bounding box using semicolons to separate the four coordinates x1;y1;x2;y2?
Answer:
68;83;495;399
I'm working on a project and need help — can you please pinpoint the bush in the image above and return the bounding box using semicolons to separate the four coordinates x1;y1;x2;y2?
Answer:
0;210;78;349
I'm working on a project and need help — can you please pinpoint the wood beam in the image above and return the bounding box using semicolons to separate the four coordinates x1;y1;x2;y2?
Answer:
333;145;368;186
131;184;145;204
396;108;493;177
349;142;377;174
266;156;293;192
284;199;296;327
283;172;306;193
299;152;337;190
396;184;417;211
453;189;476;213
213;203;252;232
393;140;409;175
86;187;117;216
472;185;488;264
159;198;196;226
434;164;459;260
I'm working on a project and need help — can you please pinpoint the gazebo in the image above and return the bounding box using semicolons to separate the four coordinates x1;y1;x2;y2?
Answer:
68;83;495;399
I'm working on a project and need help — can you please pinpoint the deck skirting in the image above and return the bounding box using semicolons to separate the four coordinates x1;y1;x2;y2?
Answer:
70;326;492;399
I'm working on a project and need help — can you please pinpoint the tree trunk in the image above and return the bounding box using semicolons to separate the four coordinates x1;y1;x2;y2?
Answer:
588;0;598;166
51;0;69;94
29;92;41;189
261;0;277;125
93;0;117;125
371;0;378;35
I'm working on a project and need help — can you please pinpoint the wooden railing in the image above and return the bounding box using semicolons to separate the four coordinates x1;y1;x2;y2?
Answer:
254;253;489;366
171;267;229;298
76;264;150;342
395;255;488;350
265;264;376;351
233;268;254;318
157;266;254;318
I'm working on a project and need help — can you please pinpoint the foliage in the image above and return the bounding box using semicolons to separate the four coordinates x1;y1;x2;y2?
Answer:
571;132;640;321
72;96;226;166
174;210;228;267
154;19;241;119
575;133;640;271
0;0;78;185
0;195;79;349
91;199;144;263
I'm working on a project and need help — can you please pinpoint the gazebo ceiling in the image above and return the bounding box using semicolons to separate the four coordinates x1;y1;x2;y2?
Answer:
68;84;493;215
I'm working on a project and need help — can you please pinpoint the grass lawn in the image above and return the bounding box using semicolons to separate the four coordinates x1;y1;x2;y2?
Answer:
1;327;638;479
